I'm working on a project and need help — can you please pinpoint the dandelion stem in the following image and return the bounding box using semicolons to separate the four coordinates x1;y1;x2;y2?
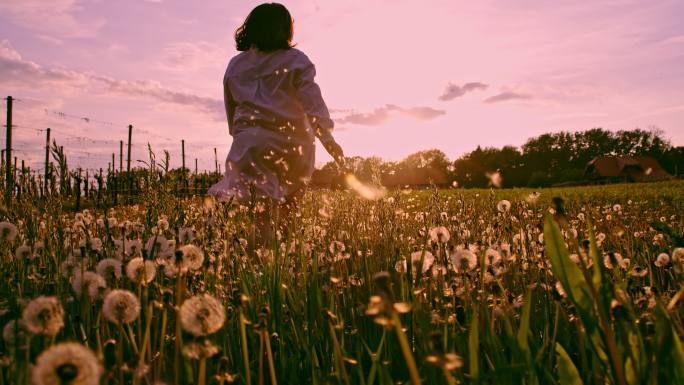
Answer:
258;328;265;385
263;329;278;385
198;357;207;385
239;308;252;385
391;312;421;385
328;319;350;385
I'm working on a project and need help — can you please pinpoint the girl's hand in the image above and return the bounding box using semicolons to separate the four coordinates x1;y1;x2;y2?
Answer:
323;140;344;163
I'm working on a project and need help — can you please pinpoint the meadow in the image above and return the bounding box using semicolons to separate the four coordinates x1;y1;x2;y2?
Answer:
0;174;683;385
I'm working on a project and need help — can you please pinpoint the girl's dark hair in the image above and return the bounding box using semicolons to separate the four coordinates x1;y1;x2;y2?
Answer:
235;3;294;51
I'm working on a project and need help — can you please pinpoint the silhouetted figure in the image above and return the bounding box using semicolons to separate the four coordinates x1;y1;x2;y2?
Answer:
208;3;343;250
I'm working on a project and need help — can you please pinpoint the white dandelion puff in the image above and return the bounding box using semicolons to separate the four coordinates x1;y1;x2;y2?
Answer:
15;244;33;260
71;271;108;301
654;253;670;267
178;227;196;244
179;294;226;337
144;236;169;256
102;290;140;324
125;257;156;284
449;249;478;272
32;342;102;385
2;320;27;346
0;221;18;243
496;200;511;213
178;244;204;272
96;258;122;280
428;226;450;244
22;296;64;337
410;250;435;273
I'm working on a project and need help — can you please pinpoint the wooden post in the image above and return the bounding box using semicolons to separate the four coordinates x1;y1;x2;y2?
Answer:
181;140;186;171
195;158;198;175
44;127;51;196
214;147;218;174
126;124;132;199
4;96;12;207
181;139;186;195
120;140;124;174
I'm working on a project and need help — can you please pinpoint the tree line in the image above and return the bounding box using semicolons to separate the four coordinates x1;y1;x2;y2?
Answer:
312;128;684;188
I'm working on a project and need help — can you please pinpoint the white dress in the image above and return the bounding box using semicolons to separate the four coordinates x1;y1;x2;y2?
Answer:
208;47;335;203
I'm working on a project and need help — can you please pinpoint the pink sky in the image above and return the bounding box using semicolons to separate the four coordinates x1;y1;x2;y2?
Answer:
1;0;683;172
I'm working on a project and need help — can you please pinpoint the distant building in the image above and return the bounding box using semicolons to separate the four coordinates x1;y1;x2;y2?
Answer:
585;156;672;182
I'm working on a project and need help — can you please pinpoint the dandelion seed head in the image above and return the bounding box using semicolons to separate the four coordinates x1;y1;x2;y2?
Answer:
0;221;18;243
179;294;226;337
181;340;220;360
178;244;204;271
449;249;477;272
96;258;122;280
655;252;670;267
178;227;196;244
32;342;102;385
71;271;108;301
15;244;32;260
428;226;450;244
22;296;64;336
496;200;511;213
102;289;140;324
126;257;156;284
410;250;435;273
2;320;27;346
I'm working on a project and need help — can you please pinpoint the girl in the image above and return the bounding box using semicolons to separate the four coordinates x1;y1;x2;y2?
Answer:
208;3;344;248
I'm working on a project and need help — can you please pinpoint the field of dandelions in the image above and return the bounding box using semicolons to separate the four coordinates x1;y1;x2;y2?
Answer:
0;178;683;385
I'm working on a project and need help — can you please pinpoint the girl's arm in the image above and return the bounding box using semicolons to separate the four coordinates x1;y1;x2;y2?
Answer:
293;62;336;145
224;79;237;135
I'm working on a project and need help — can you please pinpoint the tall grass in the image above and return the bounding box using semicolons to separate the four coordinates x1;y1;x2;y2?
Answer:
0;153;682;384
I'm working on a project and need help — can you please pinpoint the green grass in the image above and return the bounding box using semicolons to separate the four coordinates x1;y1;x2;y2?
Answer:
0;180;682;384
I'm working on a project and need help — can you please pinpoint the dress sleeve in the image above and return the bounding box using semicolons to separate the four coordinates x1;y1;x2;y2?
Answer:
293;61;335;145
224;78;236;135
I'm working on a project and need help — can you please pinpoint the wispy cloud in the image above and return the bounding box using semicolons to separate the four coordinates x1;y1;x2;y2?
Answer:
157;41;227;72
661;34;684;45
483;92;532;104
92;76;224;119
438;82;489;101
0;0;104;38
0;40;224;120
338;104;446;125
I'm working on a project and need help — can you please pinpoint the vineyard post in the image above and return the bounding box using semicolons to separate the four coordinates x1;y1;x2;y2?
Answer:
4;96;12;207
44;127;51;196
120;139;124;199
214;147;218;174
18;159;24;200
181;139;186;194
127;124;132;199
195;158;198;195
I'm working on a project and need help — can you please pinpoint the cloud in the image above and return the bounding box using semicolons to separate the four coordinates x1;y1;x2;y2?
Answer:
91;76;224;119
661;34;684;45
438;82;489;101
158;41;227;72
0;40;89;89
337;104;446;126
0;40;225;120
483;92;532;104
0;0;104;38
